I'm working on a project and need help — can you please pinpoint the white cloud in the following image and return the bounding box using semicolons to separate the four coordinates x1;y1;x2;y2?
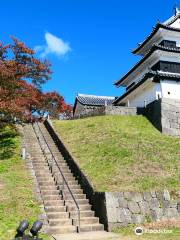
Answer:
35;32;71;58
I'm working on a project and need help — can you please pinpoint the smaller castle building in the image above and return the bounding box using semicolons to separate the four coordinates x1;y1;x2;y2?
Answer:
73;94;115;117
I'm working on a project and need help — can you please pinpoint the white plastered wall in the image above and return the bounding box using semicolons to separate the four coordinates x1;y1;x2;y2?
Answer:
128;83;161;107
161;80;180;99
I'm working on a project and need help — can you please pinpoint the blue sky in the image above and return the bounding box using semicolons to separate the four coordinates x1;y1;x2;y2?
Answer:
1;0;178;104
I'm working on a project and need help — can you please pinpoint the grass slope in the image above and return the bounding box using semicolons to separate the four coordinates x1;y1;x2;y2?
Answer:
53;116;180;192
114;223;180;240
0;123;50;240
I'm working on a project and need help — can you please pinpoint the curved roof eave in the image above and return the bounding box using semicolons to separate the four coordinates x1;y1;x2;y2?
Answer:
114;44;180;87
132;23;180;55
113;70;180;104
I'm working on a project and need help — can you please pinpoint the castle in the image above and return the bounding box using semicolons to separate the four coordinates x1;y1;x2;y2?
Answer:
73;9;180;136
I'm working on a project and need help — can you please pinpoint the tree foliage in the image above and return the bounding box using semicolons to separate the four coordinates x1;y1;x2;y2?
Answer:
0;37;72;120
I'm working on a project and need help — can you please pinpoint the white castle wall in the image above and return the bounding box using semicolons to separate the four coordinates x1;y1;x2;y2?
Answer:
128;83;161;107
161;80;180;100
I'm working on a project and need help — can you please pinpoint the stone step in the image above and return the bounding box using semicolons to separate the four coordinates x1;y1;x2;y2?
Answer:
64;189;83;194
48;225;77;234
67;205;91;211
53;157;65;161
59;167;71;172
51;162;68;167
37;176;54;181
36;175;53;179
27;124;105;234
41;190;60;195
63;176;75;181
62;185;81;190
38;181;55;186
44;199;65;206
53;175;75;181
33;163;49;167
63;172;74;177
45;206;67;212
43;195;61;201
33;166;50;170
73;217;99;225
40;185;57;191
64;194;86;200
70;211;94;218
66;199;89;205
79;224;104;232
60;180;78;186
31;160;46;163
49;218;72;226
35;170;51;175
35;171;52;175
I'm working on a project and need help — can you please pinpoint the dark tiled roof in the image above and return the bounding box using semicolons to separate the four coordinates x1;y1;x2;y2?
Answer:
150;70;180;81
113;70;180;104
77;94;115;106
132;23;180;55
114;44;180;86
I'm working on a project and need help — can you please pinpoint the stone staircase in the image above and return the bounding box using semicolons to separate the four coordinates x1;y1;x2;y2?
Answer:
23;123;104;234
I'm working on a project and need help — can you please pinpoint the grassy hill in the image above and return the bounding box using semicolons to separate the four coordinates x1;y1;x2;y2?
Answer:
0;123;50;240
53;116;180;192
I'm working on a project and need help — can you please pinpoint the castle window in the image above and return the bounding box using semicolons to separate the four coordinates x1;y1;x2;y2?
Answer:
160;40;176;48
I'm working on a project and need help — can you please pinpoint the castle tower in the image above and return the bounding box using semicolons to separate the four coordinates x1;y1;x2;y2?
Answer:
114;8;180;107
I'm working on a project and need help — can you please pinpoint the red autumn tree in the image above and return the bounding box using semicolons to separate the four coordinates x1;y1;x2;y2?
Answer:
39;91;72;118
0;37;51;118
0;36;72;120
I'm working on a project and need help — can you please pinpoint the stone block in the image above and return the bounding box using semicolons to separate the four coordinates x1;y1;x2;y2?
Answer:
163;189;171;201
118;197;128;208
149;198;160;210
138;200;150;214
123;208;132;223
128;201;140;214
169;200;177;208
177;202;180;214
162;200;170;208
163;208;179;219
151;208;164;221
124;191;133;200
117;208;132;223
156;191;164;202
132;192;143;202
106;192;119;208
131;214;145;224
150;190;157;198
123;192;143;202
143;192;152;201
106;207;118;222
117;208;126;223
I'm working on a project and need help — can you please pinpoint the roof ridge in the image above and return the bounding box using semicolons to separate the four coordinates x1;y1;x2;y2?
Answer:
78;93;115;99
163;10;180;26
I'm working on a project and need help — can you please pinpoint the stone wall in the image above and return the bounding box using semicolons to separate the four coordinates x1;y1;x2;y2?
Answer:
143;98;180;137
105;190;180;231
74;102;137;118
44;120;180;231
142;100;162;131
74;101;105;118
161;98;180;136
105;105;137;115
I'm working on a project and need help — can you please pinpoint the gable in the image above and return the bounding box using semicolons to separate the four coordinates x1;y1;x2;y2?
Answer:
169;17;180;29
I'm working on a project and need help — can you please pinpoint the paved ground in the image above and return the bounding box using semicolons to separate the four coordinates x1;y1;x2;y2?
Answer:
53;231;121;240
